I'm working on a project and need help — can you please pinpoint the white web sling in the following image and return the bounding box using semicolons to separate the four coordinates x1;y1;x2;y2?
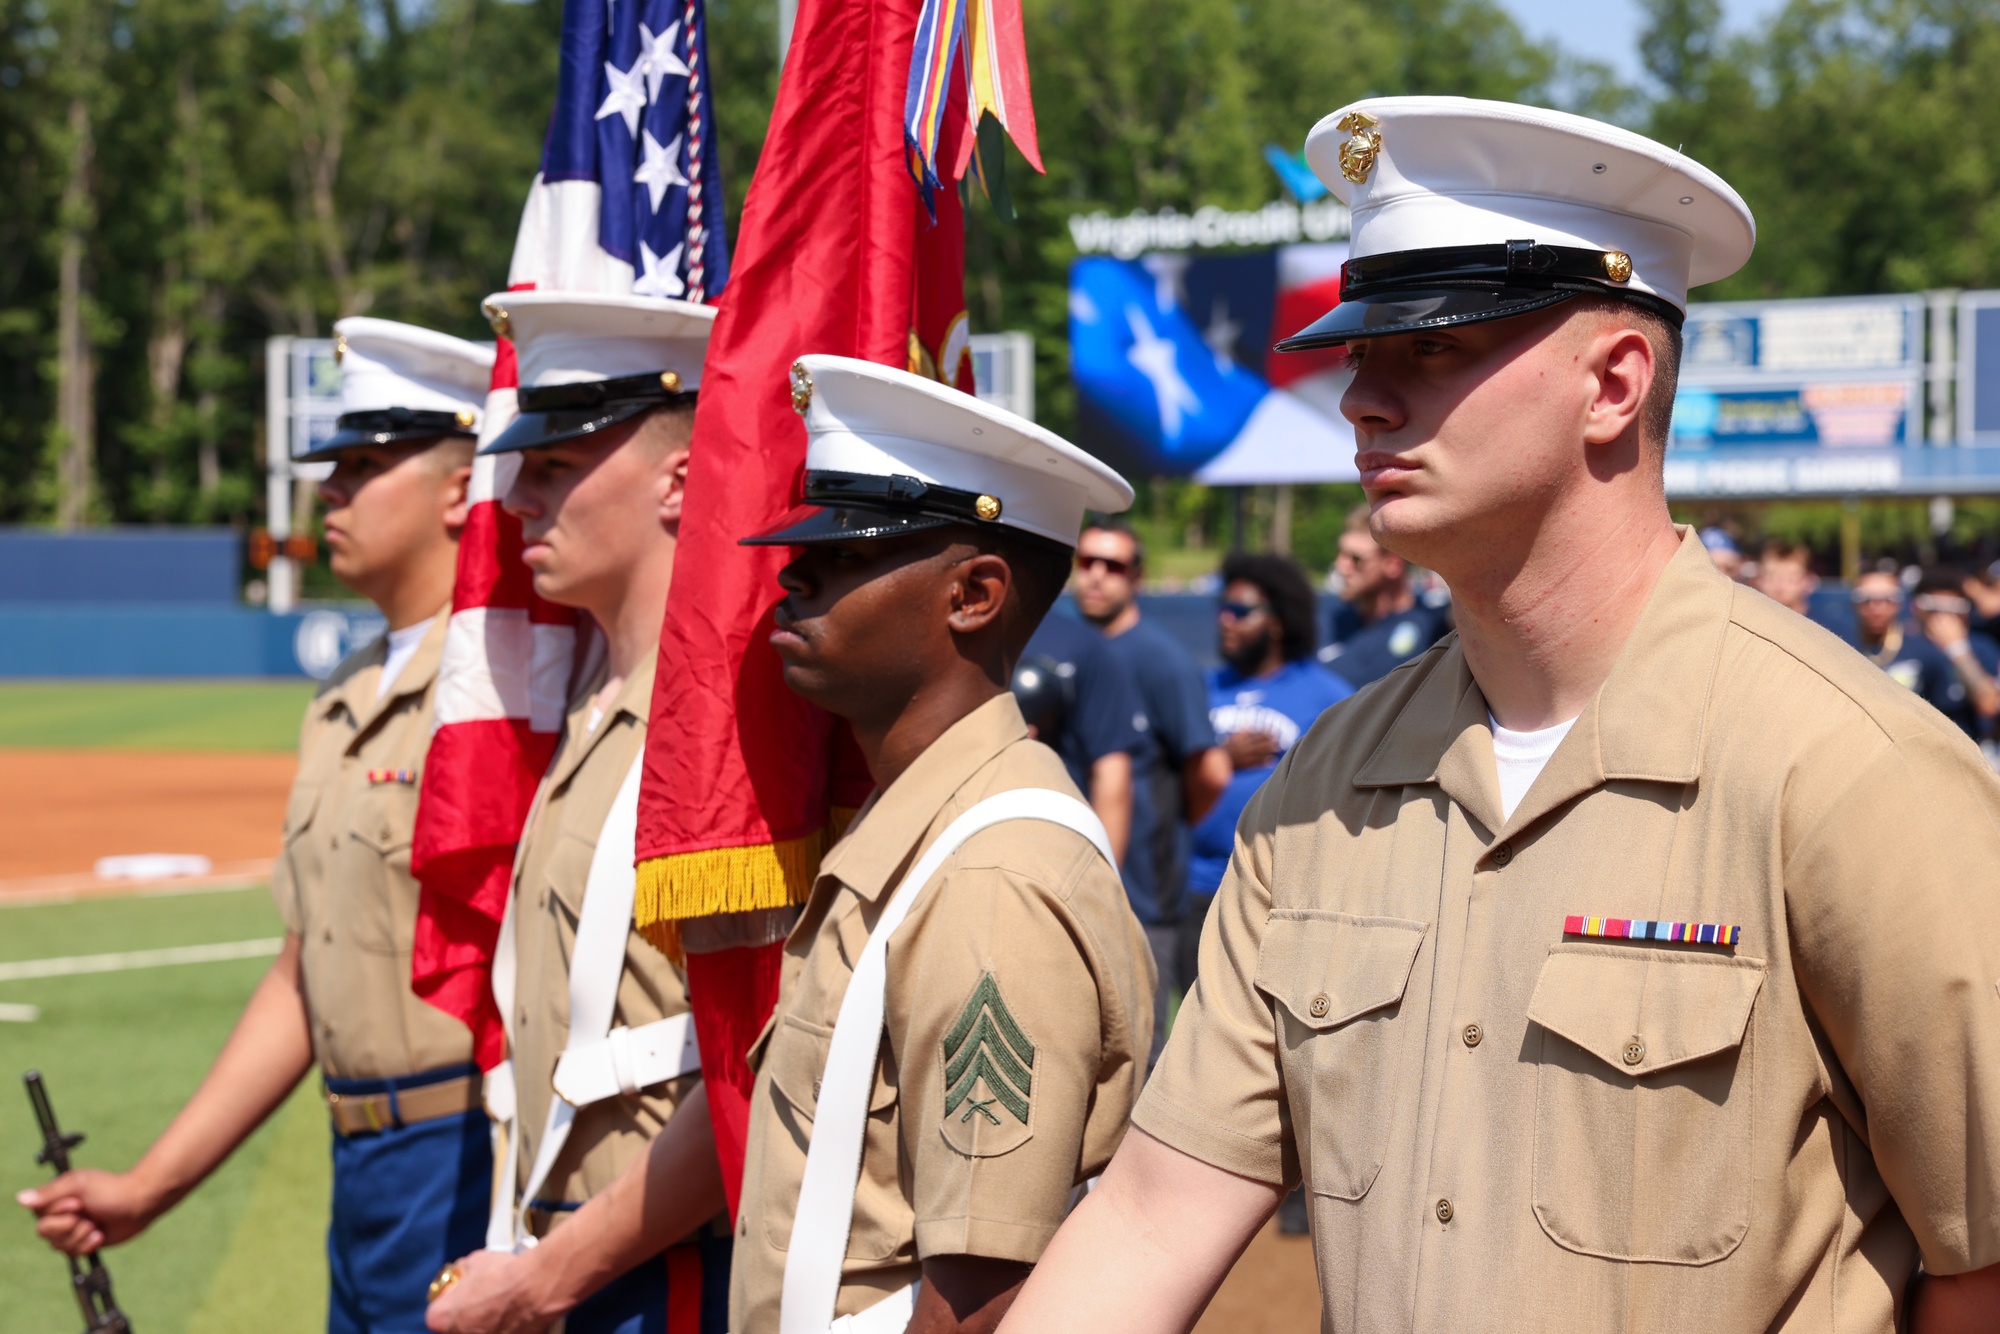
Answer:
778;789;1115;1334
484;752;701;1251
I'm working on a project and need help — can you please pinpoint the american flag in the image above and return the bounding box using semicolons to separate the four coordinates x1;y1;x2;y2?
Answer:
409;0;730;1070
509;0;731;298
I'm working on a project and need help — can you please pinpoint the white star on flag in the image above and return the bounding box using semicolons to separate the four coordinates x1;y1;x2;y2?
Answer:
634;239;686;298
595;58;648;138
636;22;689;102
1203;299;1242;372
634;129;689;212
1125;305;1199;440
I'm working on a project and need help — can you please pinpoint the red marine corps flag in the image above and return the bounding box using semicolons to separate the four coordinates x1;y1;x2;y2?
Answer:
410;0;731;1069
632;0;1039;1213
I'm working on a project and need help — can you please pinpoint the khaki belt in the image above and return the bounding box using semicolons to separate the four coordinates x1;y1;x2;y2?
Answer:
326;1073;482;1138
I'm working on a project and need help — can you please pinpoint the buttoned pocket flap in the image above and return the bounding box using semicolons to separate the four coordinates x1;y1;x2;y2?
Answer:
1527;944;1765;1077
765;1015;831;1121
283;779;322;839
764;1015;896;1124
349;786;417;855
1256;911;1428;1031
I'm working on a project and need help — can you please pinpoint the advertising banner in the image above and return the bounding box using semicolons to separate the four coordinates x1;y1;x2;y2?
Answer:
1671;294;1926;450
1958;289;2000;446
1068;243;1358;484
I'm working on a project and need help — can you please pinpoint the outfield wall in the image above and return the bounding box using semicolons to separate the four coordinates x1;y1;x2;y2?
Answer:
0;589;1859;680
0;605;385;679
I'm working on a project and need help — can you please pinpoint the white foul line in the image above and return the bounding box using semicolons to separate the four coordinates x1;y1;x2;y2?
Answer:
0;938;283;983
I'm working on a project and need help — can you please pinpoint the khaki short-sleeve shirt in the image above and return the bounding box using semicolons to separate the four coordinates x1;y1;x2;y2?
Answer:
729;693;1155;1334
272;612;475;1080
509;655;697;1220
1138;529;2000;1333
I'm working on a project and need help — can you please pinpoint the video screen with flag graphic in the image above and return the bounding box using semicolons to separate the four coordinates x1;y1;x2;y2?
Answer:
1068;242;1359;484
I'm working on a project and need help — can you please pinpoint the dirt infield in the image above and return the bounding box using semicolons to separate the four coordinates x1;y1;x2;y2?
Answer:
1196;1219;1319;1332
0;748;295;889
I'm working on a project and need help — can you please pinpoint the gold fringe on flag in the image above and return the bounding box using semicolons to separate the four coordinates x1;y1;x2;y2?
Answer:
634;809;859;960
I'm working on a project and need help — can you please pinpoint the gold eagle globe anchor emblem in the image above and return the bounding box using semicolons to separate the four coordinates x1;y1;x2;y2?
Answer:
1336;111;1382;185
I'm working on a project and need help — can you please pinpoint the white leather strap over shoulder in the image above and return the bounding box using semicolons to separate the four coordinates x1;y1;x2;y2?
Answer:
552;1012;701;1105
777;789;1112;1334
505;752;702;1248
828;1282;919;1333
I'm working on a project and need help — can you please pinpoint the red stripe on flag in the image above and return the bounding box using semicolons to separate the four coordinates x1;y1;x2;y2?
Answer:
665;1244;704;1334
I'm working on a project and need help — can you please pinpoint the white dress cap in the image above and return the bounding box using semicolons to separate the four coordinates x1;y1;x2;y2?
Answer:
1279;97;1755;349
745;355;1134;550
301;318;493;459
334;317;493;418
484;289;716;391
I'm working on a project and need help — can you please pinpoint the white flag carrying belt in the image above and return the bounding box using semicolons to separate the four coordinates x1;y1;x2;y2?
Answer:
778;789;1115;1334
484;752;701;1251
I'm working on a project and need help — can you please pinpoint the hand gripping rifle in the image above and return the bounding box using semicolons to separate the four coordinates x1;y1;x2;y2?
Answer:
24;1071;133;1334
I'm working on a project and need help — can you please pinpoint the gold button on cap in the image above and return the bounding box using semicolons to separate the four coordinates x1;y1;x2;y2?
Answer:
1462;1023;1483;1048
1308;994;1331;1019
1623;1038;1646;1066
1436;1198;1454;1224
974;494;1003;521
1602;250;1634;283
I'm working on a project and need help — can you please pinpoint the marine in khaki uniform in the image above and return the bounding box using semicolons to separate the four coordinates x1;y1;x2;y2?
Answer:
725;355;1156;1333
425;291;728;1334
1007;101;2000;1334
22;319;494;1334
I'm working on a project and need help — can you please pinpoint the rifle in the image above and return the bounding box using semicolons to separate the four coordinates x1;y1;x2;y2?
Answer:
23;1071;134;1334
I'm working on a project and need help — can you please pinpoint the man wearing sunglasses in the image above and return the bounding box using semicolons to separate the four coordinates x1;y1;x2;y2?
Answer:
1318;502;1450;689
1852;567;2000;743
1071;520;1230;1061
1181;551;1351;992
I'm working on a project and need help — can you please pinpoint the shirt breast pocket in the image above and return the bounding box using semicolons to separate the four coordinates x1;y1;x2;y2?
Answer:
1255;911;1427;1201
762;1013;901;1258
1526;943;1765;1264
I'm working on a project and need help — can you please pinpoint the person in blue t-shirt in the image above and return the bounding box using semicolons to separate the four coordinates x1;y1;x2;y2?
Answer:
1016;609;1143;864
1850;566;2000;741
1071;519;1229;1060
1318;503;1450;689
1184;552;1353;973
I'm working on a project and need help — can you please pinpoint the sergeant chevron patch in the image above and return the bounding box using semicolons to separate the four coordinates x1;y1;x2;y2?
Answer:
943;973;1035;1127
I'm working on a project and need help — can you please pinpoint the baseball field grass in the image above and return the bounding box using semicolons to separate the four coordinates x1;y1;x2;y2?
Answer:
0;681;317;752
0;886;327;1334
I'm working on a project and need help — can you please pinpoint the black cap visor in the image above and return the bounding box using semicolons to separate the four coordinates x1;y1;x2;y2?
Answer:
1276;286;1584;350
740;502;958;546
1274;240;1684;352
479;400;656;455
297;409;474;462
479;371;699;455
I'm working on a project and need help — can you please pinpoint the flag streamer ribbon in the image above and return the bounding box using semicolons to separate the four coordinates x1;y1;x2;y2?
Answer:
903;0;1042;214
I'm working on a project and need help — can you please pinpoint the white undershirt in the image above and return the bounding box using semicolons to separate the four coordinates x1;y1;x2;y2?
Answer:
1489;713;1578;822
378;617;436;700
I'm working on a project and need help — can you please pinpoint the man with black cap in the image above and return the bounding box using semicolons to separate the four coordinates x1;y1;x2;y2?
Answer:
422;291;731;1334
1006;97;2000;1333
22;318;494;1334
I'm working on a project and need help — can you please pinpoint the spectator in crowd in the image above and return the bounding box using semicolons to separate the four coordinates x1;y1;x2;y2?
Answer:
1753;539;1818;617
1070;518;1230;1056
1186;551;1352;1235
1849;567;2000;741
1700;525;1744;580
1318;503;1450;688
1185;552;1353;981
1017;609;1142;864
